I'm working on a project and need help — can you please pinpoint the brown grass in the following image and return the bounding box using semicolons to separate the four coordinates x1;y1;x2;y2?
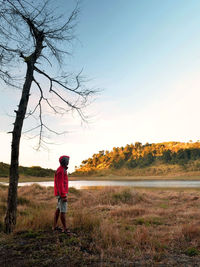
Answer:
1;185;200;262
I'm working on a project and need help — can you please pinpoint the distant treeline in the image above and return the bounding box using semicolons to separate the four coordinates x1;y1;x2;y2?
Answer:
0;162;55;177
74;141;200;174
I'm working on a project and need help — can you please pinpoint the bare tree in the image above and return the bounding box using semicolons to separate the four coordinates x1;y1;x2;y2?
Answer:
0;0;95;233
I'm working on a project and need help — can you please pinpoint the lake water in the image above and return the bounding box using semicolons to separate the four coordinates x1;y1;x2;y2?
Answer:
2;180;200;189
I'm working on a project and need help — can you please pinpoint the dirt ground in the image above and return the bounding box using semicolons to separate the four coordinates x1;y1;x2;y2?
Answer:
1;230;200;267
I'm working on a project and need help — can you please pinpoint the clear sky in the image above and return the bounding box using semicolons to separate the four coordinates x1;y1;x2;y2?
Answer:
1;0;200;172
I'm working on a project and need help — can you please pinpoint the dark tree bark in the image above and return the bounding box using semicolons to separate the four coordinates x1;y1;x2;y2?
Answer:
5;62;34;233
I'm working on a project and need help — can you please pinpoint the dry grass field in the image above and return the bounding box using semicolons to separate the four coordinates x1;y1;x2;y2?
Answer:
1;184;200;266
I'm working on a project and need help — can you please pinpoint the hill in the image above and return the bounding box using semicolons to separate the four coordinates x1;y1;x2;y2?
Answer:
0;162;55;177
73;141;200;176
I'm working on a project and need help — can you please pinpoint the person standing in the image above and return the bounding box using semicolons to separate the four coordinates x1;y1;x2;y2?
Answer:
53;155;70;234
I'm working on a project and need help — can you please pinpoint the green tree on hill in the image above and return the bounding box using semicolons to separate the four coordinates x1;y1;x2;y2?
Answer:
74;141;200;174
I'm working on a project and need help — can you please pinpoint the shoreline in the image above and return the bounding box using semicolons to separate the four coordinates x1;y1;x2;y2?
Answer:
1;173;200;183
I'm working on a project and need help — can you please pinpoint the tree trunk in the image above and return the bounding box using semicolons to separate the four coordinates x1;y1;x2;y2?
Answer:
4;62;34;233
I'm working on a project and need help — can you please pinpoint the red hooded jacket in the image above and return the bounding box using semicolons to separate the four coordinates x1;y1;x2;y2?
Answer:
54;156;69;197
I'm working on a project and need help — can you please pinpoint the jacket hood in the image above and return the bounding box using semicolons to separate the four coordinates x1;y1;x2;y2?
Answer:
59;155;70;164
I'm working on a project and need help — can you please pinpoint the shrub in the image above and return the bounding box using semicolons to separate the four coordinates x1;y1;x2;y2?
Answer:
126;159;137;169
111;159;125;169
18;197;31;205
185;247;199;257
68;187;81;195
161;150;172;163
112;189;133;204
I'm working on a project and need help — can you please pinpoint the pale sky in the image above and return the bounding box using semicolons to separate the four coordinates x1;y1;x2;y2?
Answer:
1;0;200;172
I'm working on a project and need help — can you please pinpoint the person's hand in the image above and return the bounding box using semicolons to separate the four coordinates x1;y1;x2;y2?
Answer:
62;196;67;202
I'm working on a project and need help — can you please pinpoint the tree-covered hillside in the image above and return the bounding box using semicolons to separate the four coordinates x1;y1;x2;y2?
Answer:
73;141;200;176
0;162;55;177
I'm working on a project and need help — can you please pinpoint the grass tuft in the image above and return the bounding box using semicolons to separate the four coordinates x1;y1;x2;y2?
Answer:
18;196;30;205
72;210;100;233
68;187;81;195
181;224;200;242
110;206;145;217
185;247;199;257
112;189;133;204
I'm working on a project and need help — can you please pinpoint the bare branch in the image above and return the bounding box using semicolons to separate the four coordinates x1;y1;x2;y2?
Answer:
0;44;21;54
45;4;79;35
39;54;52;67
22;125;41;134
31;0;49;21
43;125;68;135
33;77;58;114
34;66;95;96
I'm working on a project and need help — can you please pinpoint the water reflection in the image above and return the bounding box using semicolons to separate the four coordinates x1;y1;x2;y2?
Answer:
2;180;200;189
